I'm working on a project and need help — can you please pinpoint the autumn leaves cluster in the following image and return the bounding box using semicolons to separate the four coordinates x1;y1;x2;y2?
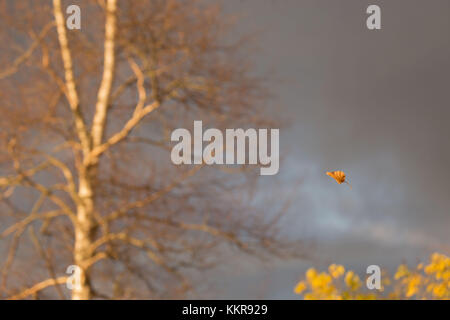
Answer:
294;252;450;300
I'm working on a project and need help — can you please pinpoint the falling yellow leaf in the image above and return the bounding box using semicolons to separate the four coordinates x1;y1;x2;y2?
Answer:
326;170;351;189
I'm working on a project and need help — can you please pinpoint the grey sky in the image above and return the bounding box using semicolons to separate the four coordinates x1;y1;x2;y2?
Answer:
2;0;448;299
213;0;450;298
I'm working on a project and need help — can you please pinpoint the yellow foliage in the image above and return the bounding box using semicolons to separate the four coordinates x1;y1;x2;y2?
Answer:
294;252;450;300
294;281;306;294
328;264;345;278
394;264;409;280
344;271;361;291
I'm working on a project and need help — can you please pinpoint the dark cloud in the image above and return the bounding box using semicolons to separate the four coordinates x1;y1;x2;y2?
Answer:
211;1;450;297
224;0;450;248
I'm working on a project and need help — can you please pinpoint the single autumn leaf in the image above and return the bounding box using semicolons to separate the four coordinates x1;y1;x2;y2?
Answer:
326;170;352;189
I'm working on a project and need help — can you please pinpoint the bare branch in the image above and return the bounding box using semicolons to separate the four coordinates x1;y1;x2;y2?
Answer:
0;22;55;80
19;178;77;221
7;276;68;300
91;0;118;148
86;100;160;164
52;0;91;155
28;227;66;299
0;162;49;188
1;193;46;291
90;232;158;253
1;210;63;239
104;165;202;222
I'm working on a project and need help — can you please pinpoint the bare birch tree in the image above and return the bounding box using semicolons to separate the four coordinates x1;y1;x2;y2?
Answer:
0;0;298;299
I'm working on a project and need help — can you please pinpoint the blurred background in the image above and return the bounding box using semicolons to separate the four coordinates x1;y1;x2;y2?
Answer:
0;0;449;299
212;0;450;298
